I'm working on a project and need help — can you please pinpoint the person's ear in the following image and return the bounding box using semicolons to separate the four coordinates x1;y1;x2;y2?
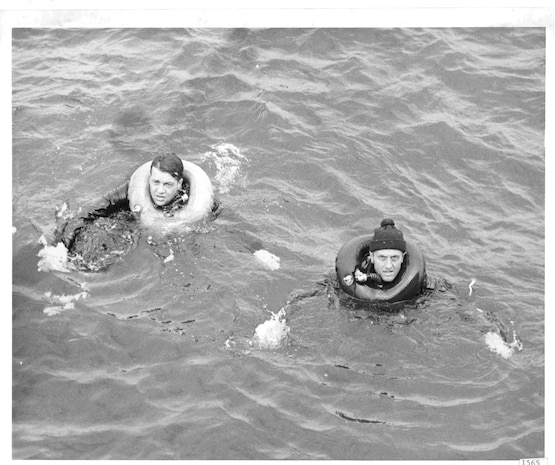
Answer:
178;178;183;189
368;252;374;263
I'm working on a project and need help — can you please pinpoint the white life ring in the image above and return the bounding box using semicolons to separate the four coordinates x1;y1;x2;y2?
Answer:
128;159;214;233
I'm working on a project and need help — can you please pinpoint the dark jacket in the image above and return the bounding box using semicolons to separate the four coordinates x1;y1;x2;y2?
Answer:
56;181;189;248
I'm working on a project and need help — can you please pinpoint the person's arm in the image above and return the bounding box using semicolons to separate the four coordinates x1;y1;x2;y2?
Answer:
55;181;130;248
353;254;372;283
83;181;130;219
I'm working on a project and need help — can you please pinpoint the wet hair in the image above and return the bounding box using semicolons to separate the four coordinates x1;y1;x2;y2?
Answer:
151;152;184;182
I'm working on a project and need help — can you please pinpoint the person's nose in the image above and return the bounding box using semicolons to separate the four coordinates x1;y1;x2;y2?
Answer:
383;258;394;269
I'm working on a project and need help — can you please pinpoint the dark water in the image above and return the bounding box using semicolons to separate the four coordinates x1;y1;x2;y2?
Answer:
12;28;544;459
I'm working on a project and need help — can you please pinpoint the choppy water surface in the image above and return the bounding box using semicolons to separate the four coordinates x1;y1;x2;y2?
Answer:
12;28;545;459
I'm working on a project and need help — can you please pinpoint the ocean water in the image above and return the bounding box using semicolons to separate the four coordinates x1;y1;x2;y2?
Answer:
12;28;545;459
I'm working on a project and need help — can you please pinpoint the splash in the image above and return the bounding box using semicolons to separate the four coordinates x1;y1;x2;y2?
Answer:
484;330;523;359
253;249;280;270
468;278;476;296
252;308;290;349
201;143;248;194
37;235;73;273
43;290;89;316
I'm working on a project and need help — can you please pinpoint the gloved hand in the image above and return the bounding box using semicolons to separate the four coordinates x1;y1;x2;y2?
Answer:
354;269;368;283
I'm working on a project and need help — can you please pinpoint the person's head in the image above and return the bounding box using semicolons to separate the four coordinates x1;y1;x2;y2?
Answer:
149;153;184;206
368;218;406;282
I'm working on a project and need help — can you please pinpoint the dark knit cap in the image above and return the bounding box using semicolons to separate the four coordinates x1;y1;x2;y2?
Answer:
369;218;406;252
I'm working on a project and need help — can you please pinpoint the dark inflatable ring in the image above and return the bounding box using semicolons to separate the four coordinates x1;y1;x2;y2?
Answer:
335;235;426;303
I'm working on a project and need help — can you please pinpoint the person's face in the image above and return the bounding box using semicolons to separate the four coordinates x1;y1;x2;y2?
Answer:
149;166;183;207
370;249;405;282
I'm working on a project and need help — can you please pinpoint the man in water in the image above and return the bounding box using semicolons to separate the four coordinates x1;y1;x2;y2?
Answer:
147;153;188;209
55;152;189;248
353;218;407;287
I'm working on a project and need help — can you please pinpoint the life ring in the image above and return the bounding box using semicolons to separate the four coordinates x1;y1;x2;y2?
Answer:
335;235;426;303
128;159;214;233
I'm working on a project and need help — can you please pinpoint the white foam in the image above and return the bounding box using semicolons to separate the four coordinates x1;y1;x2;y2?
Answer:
253;249;280;270
201;142;248;194
484;331;522;359
253;308;289;349
37;235;73;273
43;291;89;316
163;249;175;263
44;303;75;316
55;201;71;220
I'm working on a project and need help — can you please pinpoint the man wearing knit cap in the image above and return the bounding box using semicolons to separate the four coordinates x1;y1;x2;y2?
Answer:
354;218;407;285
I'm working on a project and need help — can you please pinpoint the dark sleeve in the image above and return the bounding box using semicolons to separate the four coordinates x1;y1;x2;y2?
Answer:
81;181;130;220
54;181;130;248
